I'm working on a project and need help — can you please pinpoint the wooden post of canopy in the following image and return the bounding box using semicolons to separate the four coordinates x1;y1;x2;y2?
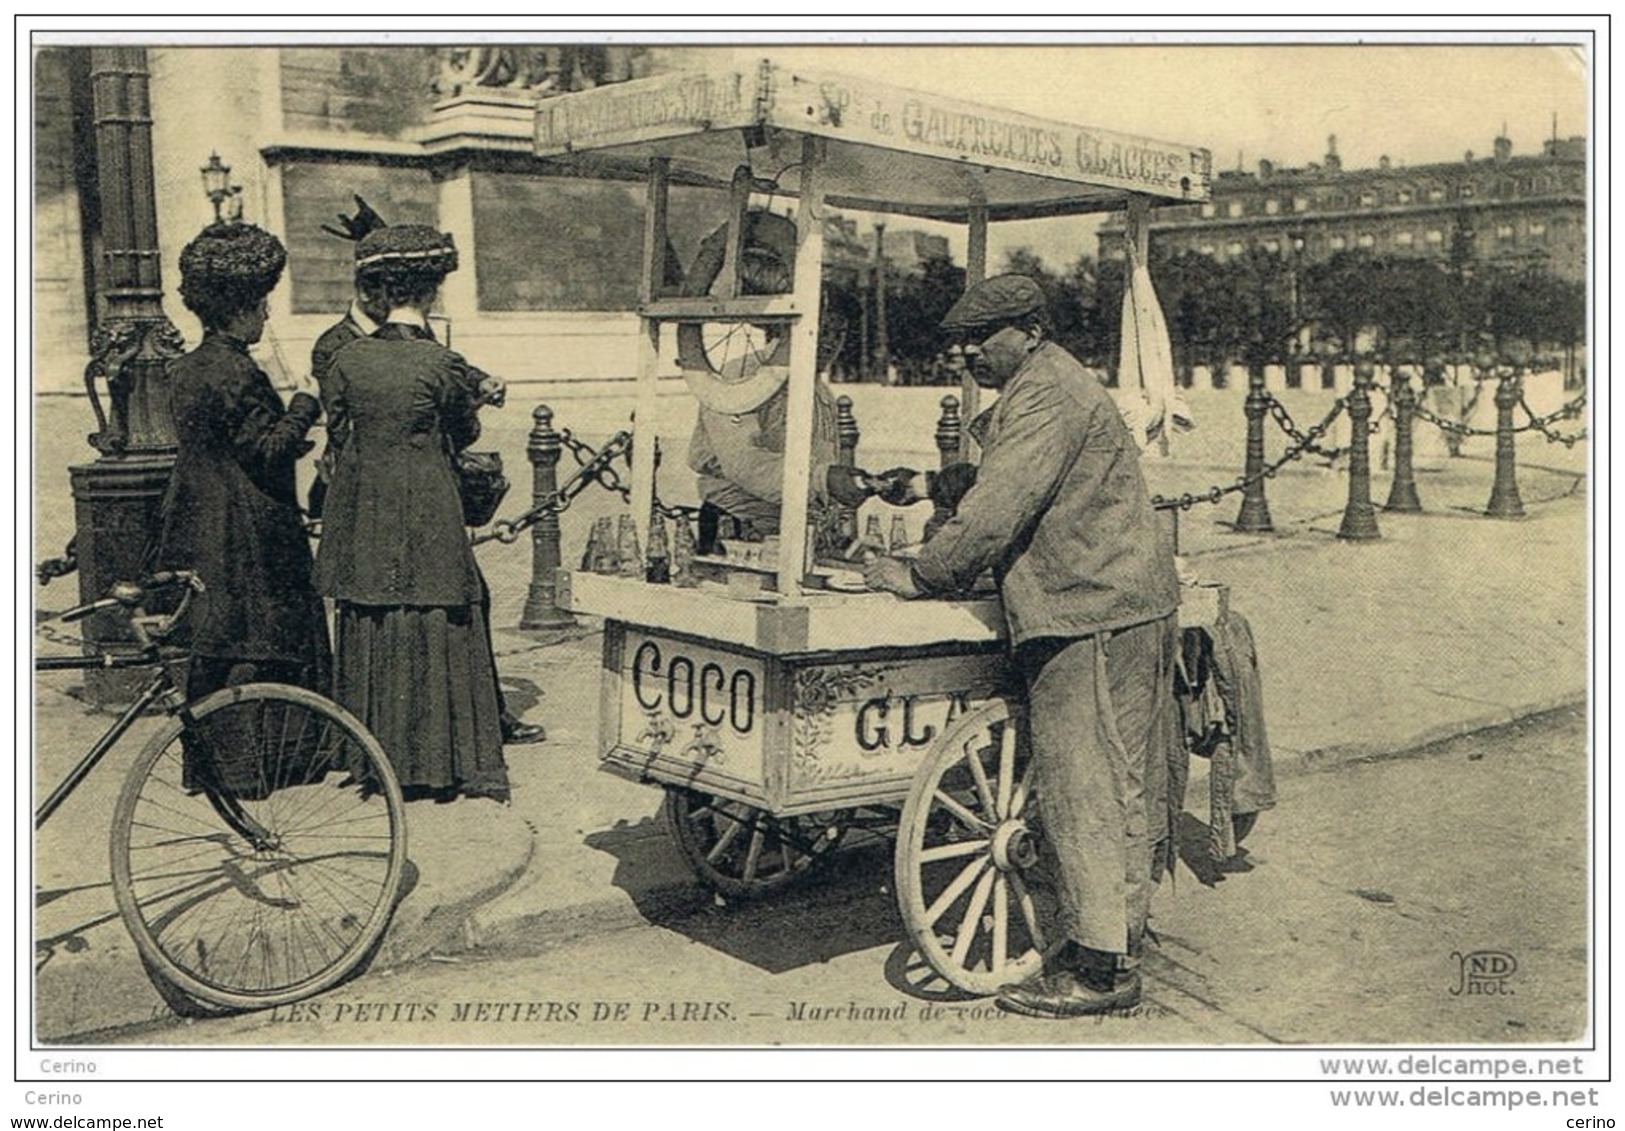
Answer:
958;203;989;461
776;135;826;595
629;157;671;562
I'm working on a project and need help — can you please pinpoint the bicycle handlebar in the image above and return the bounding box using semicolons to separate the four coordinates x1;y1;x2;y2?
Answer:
55;571;206;644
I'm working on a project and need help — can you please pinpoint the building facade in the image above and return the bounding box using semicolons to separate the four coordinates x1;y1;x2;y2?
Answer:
1100;132;1586;282
33;44;951;395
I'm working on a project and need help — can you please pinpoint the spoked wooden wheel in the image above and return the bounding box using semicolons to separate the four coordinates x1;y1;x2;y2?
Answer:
662;787;847;901
895;699;1059;995
675;211;796;391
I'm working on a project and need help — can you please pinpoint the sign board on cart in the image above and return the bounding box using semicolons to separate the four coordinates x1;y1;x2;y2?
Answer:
536;61;1213;208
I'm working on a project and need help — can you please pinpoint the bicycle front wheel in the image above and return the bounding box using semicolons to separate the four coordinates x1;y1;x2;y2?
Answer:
110;683;406;1010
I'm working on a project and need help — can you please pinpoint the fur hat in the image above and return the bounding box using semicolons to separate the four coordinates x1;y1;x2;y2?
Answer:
176;222;287;324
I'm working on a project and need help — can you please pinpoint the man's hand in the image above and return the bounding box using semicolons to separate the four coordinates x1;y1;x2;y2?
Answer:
477;375;507;407
876;467;928;506
864;555;922;598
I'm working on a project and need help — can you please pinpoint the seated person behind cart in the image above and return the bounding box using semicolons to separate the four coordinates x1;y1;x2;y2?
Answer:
687;283;856;556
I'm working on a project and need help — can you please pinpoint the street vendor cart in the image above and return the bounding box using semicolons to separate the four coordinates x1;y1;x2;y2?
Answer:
540;59;1217;994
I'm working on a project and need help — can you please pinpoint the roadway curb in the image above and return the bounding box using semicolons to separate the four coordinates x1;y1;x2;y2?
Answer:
1289;691;1588;774
440;690;1592;964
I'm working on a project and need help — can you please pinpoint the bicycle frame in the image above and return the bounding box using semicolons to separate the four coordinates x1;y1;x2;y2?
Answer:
33;653;173;831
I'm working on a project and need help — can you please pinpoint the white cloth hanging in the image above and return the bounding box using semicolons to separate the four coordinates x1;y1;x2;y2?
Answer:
1114;198;1193;453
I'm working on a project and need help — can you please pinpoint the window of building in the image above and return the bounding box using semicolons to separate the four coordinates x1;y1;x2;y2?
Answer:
1293;196;1309;212
1496;223;1514;240
1226;241;1244;255
1329;235;1347;250
1397;189;1413;204
1357;233;1375;248
1201;202;1216;218
1227;200;1244;218
1427;186;1445;201
1358;191;1377;208
1263;239;1280;253
1529;221;1547;238
1460;183;1476;198
1395;231;1414;247
1426;229;1444;244
1265;198;1280;215
1199;244;1216;256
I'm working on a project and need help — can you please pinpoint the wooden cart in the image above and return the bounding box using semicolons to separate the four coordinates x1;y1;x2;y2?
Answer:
541;58;1214;994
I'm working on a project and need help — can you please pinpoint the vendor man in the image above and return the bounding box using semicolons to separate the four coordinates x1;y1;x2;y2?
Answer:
864;274;1180;1018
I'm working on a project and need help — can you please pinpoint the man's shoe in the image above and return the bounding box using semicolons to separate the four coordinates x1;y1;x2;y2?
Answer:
501;719;546;745
994;969;1141;1019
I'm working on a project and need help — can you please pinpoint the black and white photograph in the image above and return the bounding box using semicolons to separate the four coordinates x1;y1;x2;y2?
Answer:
17;16;1608;1124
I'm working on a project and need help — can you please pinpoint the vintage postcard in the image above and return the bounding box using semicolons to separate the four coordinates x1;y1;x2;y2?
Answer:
19;18;1606;1116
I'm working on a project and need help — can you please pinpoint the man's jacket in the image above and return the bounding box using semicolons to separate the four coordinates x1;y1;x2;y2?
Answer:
911;340;1179;645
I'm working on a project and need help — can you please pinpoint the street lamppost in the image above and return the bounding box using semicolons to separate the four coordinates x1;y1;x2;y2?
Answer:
200;152;243;223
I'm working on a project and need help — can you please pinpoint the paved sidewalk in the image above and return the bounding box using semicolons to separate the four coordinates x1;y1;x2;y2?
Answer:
31;437;1588;1041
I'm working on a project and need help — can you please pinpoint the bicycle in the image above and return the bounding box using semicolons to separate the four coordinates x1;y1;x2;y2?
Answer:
35;571;407;1011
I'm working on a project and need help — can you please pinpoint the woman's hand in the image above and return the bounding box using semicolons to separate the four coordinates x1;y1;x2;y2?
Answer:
476;375;507;407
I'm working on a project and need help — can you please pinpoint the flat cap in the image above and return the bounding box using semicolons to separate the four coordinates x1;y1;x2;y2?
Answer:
940;274;1045;333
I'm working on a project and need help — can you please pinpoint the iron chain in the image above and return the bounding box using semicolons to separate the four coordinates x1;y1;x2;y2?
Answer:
1153;397;1349;512
1519;390;1588;448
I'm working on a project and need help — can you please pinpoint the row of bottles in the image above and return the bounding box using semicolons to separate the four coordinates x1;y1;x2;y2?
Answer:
583;510;913;585
851;514;911;560
581;513;698;587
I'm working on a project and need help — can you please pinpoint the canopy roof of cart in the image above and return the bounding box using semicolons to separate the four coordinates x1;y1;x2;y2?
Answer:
533;60;1213;222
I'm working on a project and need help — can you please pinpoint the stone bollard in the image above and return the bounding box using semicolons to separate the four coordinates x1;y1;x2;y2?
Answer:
1484;366;1527;519
1233;364;1274;533
1337;363;1382;540
519;404;577;630
834;395;861;545
1383;366;1423;513
935;395;962;470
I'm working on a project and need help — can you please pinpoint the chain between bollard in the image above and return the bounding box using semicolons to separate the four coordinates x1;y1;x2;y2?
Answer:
1404;384;1586;441
474;430;634;547
1519;391;1588;448
1153;396;1349;513
1263;391;1359;458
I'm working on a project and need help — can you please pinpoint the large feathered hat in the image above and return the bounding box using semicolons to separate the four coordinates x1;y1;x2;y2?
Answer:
355;224;459;277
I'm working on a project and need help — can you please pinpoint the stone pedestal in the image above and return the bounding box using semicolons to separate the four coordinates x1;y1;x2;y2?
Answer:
69;455;175;703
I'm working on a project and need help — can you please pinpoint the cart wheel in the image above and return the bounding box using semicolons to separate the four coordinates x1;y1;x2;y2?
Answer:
662;788;846;901
896;699;1059;996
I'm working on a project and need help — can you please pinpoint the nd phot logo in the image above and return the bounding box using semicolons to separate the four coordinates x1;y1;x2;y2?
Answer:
1449;950;1517;996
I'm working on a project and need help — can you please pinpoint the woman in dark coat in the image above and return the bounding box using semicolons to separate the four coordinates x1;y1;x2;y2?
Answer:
154;222;330;698
152;223;331;794
314;225;509;802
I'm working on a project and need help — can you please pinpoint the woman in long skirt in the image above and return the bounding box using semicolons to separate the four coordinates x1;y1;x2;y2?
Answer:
314;224;509;802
